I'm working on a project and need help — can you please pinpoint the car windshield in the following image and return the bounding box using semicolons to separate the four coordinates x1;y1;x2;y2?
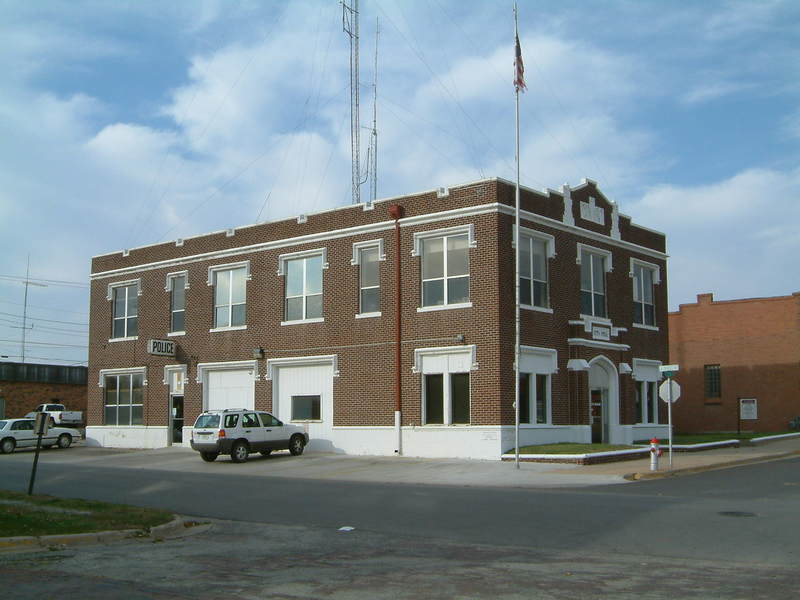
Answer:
194;414;220;429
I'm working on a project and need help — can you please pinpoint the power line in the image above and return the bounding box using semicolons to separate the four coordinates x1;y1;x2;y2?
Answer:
0;299;87;316
0;339;87;348
0;311;88;328
0;354;87;365
0;274;88;289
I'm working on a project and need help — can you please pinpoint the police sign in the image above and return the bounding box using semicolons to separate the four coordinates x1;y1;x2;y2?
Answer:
147;339;176;357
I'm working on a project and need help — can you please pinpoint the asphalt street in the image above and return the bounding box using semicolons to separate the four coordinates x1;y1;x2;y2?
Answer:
1;448;799;598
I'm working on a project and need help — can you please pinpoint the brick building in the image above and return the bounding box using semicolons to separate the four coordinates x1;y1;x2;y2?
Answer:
669;292;800;433
0;362;88;419
87;177;669;459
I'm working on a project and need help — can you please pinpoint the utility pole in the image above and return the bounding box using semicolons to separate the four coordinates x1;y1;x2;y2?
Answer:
20;256;47;364
343;0;361;205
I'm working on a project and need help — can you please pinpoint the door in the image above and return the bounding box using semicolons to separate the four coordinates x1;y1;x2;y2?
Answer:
590;389;607;443
258;412;288;449
241;412;268;450
275;364;333;450
171;396;184;444
206;369;255;411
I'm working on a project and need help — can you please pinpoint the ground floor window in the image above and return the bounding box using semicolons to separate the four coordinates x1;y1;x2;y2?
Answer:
104;373;144;425
292;395;321;421
519;373;550;424
424;372;470;425
635;381;659;424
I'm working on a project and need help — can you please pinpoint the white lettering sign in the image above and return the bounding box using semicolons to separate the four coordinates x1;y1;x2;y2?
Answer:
740;398;758;420
147;339;176;356
592;326;611;341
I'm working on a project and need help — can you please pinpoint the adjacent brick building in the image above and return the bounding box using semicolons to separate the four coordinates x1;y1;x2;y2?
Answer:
0;362;88;419
87;177;669;458
669;292;800;433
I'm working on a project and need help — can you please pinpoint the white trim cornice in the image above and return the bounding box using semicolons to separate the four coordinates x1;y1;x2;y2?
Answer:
567;338;631;351
91;202;667;280
265;354;340;380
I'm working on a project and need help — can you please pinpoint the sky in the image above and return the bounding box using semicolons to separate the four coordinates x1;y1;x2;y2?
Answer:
1;0;798;367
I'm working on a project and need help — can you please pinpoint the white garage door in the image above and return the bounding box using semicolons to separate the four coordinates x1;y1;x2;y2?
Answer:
275;364;333;450
207;369;255;411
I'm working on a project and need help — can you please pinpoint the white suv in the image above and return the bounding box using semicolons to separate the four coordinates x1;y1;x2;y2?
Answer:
190;409;309;463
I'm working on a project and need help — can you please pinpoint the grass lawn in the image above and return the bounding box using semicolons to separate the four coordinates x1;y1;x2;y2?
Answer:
512;443;638;455
0;489;173;538
636;431;796;445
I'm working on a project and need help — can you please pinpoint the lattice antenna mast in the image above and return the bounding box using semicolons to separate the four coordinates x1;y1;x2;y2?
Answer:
369;17;378;203
343;0;361;205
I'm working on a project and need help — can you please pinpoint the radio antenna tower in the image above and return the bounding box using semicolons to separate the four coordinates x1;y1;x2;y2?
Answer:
369;16;378;203
343;0;361;205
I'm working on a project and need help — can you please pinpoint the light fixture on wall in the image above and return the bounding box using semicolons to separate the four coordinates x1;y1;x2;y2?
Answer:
455;334;465;343
252;347;264;360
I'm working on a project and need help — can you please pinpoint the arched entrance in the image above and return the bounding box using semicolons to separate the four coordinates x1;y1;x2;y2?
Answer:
588;356;619;443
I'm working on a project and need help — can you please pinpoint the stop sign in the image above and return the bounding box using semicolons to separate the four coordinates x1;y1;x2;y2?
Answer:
659;379;681;403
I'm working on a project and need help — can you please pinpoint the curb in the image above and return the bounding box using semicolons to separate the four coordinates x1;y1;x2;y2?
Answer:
624;449;800;481
0;515;190;553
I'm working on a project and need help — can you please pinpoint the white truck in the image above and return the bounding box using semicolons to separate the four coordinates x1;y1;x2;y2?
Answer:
24;403;83;426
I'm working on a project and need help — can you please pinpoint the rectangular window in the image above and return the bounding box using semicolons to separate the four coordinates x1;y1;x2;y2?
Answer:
424;374;444;424
214;267;246;328
104;373;144;426
424;372;470;425
359;246;380;314
519;236;549;308
291;395;321;421
285;255;323;321
112;284;138;338
633;264;655;326
519;374;530;424
704;365;721;398
170;275;186;333
421;233;469;307
580;249;607;318
519;373;549;424
636;381;659;424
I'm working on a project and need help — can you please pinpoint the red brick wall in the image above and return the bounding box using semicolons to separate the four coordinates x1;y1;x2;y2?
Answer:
88;178;667;432
0;381;87;420
669;292;800;432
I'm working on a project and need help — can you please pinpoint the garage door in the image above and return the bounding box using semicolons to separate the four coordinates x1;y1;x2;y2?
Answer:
206;369;255;411
275;364;333;449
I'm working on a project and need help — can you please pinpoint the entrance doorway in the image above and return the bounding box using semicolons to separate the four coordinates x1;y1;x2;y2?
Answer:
590;388;608;443
171;395;184;444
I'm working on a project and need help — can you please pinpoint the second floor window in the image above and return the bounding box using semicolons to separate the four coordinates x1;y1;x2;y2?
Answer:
580;249;607;318
358;246;380;314
214;267;247;328
170;275;186;333
520;236;549;308
421;233;469;307
633;263;655;326
285;254;323;321
112;284;138;338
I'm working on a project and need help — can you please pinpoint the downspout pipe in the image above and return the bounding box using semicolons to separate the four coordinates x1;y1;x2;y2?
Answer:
388;203;405;455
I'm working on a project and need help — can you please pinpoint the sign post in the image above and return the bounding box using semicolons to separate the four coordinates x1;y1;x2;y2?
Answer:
28;412;49;495
659;365;680;468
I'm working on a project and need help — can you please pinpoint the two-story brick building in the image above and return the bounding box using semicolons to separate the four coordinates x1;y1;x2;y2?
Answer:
87;177;669;459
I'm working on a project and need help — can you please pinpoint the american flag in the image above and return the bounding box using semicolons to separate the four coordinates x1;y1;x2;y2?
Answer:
514;32;526;93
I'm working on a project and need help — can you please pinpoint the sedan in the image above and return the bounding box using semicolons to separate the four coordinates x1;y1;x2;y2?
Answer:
0;418;80;454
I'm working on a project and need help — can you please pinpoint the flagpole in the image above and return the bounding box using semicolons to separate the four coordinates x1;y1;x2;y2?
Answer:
513;3;521;470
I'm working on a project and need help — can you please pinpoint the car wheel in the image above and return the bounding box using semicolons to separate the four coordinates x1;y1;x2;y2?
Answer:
259;449;272;457
289;434;305;456
57;434;72;449
200;452;219;462
230;441;249;463
0;438;16;454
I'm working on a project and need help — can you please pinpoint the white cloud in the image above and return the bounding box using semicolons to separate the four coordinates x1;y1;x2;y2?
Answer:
681;80;751;105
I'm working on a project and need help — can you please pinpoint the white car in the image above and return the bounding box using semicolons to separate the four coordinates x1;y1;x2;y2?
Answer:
0;418;80;454
190;409;309;463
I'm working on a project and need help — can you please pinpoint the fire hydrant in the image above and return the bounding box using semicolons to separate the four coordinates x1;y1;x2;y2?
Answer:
650;437;663;471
